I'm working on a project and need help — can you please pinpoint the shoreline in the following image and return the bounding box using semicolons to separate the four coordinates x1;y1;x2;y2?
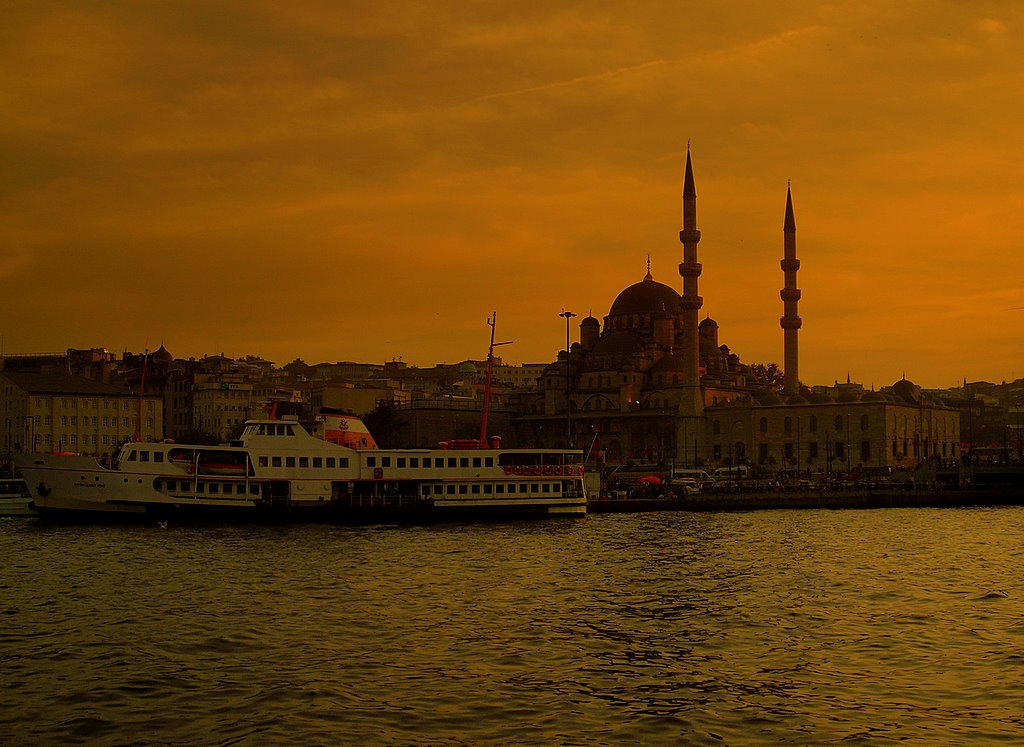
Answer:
588;487;1024;513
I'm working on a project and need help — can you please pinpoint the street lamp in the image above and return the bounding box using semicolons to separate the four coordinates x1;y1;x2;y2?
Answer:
559;309;576;448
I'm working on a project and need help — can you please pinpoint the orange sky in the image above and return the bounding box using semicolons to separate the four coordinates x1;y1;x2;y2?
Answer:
2;2;1023;389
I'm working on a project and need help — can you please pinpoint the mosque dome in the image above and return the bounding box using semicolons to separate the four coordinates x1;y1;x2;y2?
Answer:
698;317;718;330
608;271;681;317
891;377;922;404
458;362;477;374
589;331;645;357
152;344;173;363
649;353;687;375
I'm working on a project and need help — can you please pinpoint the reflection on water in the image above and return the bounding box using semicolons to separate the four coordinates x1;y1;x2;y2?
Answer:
2;508;1024;744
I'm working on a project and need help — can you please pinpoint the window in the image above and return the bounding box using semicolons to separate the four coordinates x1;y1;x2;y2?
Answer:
326;457;336;468
299;457;308;468
809;416;818;433
471;484;480;494
367;456;376;467
860;441;871;461
861;414;869;431
759;418;768;434
485;457;493;467
447;458;456;468
397;457;406;468
712;420;721;436
835;416;843;432
410;458;419;468
459;484;468;494
259;456;268;467
382;456;391;467
784;417;792;435
313;457;322;468
339;458;349;468
472;457;481;468
460;457;469;468
809;442;818;459
272;456;282;467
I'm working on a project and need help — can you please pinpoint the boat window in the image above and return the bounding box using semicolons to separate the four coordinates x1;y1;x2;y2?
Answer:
531;483;539;493
154;453;164;463
472;457;481;468
485;457;493;467
397;457;406;468
339;458;349;468
272;456;282;467
460;457;469;468
196;482;205;493
286;457;295;468
447;458;456;468
326;457;336;468
313;457;322;468
519;484;528;494
154;479;161;489
249;485;259;495
127;451;137;462
366;456;376;467
433;485;443;495
435;458;444;468
459;484;468;494
410;458;418;468
235;484;245;495
446;485;455;495
209;483;219;494
165;480;175;491
420;485;430;497
139;451;150;463
553;483;561;493
382;456;391;467
285;426;295;436
496;484;504;494
259;456;268;467
471;484;480;494
299;457;309;468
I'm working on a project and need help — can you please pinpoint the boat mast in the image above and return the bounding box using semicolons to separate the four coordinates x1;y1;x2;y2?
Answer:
478;313;511;445
133;350;148;443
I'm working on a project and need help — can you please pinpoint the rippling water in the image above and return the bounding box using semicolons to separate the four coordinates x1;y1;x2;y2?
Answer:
2;508;1024;745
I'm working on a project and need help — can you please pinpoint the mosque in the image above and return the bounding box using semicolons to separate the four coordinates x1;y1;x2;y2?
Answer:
514;150;960;476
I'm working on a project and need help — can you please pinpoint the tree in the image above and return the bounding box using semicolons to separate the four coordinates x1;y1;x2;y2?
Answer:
749;362;785;389
362;401;402;447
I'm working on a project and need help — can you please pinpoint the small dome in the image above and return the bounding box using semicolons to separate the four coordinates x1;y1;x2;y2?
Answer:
581;315;600;327
698;317;718;330
590;331;645;356
459;362;477;374
649;354;687;375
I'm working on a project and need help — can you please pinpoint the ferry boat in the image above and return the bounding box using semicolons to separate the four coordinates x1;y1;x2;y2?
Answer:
14;411;587;523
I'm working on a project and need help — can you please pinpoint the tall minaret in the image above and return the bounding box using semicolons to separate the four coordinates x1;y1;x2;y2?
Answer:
678;146;704;416
780;184;801;397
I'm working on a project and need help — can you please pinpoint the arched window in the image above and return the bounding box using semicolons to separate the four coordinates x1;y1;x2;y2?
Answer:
809;415;818;433
759;417;768;434
713;420;721;435
784;417;792;434
861;414;869;430
835;415;843;432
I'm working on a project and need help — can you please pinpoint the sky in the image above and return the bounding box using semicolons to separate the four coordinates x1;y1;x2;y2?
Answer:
2;1;1023;389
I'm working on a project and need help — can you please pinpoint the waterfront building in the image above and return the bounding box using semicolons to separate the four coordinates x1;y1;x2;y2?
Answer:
0;371;163;454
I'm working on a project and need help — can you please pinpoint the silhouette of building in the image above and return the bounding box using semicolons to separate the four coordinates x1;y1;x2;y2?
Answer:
514;150;960;474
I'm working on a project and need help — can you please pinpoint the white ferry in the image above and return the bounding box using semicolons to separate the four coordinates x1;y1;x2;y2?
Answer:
14;412;587;523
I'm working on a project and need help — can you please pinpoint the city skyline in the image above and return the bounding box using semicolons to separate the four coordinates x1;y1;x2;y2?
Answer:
3;3;1023;389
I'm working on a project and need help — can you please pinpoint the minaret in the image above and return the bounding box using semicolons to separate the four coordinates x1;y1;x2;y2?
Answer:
678;146;704;416
780;184;801;397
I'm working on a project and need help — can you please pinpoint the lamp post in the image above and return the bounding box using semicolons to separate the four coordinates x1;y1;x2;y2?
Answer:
559;309;576;448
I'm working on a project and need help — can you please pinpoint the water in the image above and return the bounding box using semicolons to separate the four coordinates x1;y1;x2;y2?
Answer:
2;508;1024;745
